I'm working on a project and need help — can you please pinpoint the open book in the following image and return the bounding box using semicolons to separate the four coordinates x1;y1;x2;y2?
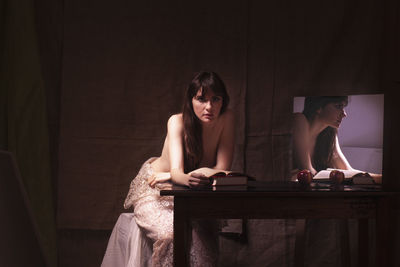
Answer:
190;167;251;186
313;168;375;185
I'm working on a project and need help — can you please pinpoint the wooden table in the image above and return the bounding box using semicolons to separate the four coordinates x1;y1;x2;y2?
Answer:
160;181;397;267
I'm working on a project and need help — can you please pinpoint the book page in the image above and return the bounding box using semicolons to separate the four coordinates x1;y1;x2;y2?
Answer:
189;167;228;177
314;168;363;179
326;168;364;178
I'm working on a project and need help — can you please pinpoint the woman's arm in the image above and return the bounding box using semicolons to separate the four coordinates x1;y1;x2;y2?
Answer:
292;113;317;175
331;136;382;184
189;110;235;176
167;115;210;187
167;115;189;186
189;111;235;183
331;136;353;170
214;109;235;170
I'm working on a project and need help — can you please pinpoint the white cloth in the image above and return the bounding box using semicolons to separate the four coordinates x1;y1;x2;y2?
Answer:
101;213;153;267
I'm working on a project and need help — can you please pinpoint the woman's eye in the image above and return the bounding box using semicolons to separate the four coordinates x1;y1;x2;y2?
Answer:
335;104;344;109
196;96;206;102
212;96;222;103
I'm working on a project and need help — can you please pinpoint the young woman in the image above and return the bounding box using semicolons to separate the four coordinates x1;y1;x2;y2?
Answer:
292;96;381;183
123;71;235;267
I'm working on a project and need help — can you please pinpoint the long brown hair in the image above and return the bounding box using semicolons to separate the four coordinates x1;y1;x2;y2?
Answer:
302;96;348;171
182;71;229;172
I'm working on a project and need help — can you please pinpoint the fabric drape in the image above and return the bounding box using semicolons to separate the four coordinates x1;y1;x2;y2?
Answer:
0;0;57;266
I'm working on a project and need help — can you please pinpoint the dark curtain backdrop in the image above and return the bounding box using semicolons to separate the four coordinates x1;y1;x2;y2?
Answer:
57;0;390;230
246;0;384;180
1;0;57;266
57;0;248;229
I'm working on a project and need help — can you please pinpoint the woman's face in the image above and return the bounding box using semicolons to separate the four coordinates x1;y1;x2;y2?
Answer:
192;88;223;123
318;101;347;128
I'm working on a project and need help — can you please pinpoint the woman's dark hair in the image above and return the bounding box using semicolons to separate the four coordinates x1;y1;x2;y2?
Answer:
303;96;348;171
182;71;230;172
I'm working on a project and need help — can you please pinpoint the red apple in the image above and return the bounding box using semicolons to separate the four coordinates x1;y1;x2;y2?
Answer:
329;170;345;184
297;169;312;185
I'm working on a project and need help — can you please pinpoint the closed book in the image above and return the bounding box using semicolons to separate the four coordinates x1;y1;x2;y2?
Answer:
210;173;248;186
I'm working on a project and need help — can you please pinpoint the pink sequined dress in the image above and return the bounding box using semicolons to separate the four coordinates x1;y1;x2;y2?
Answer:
124;158;218;267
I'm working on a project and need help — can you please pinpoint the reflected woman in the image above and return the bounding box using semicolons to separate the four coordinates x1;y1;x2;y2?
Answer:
291;96;382;266
292;96;381;183
123;71;234;267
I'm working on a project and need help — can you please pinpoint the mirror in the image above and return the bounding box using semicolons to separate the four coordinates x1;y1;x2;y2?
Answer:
292;94;383;182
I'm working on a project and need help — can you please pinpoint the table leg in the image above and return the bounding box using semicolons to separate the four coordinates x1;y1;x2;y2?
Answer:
358;219;369;267
294;219;306;267
376;197;391;267
173;197;189;267
339;220;351;267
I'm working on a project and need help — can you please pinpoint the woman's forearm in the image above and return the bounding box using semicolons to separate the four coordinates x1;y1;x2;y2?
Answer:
170;168;190;186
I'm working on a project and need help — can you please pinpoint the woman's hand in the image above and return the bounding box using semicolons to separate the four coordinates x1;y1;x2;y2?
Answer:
370;173;382;184
188;172;211;188
148;172;171;188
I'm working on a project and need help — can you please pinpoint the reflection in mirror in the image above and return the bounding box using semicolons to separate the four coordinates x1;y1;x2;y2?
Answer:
292;94;383;184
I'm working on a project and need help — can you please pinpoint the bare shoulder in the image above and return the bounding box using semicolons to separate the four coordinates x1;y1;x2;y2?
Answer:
293;112;307;122
168;113;183;125
167;114;184;133
292;113;310;138
293;112;308;127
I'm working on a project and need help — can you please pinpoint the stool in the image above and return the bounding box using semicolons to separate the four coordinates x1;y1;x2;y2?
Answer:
101;213;153;267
